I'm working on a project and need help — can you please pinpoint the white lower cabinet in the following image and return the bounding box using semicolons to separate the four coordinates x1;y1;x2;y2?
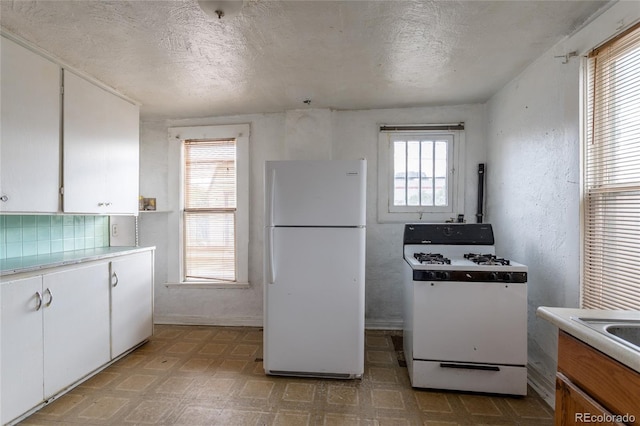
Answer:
110;251;154;358
1;276;44;425
42;262;111;397
0;249;154;425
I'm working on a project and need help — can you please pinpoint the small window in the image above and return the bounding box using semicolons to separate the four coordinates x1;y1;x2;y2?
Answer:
167;124;250;287
183;139;237;282
391;136;452;210
378;125;465;223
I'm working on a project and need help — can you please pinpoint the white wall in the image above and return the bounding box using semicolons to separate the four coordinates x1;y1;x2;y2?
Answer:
486;1;639;401
139;104;488;328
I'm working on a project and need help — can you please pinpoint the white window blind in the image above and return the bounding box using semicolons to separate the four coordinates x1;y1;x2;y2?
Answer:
583;22;640;310
183;139;237;282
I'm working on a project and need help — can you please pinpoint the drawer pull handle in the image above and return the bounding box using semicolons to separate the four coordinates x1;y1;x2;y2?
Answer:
35;291;43;311
439;363;500;372
0;195;8;202
112;272;119;287
44;288;53;307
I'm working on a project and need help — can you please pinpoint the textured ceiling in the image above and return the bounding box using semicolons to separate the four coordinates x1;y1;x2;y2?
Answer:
0;0;609;119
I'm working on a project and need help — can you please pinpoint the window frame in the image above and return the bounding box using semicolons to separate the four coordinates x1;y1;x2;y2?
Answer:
183;139;238;283
580;22;640;310
168;124;250;288
377;126;465;223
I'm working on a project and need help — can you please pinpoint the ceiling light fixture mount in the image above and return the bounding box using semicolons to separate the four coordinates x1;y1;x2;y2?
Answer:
198;0;244;20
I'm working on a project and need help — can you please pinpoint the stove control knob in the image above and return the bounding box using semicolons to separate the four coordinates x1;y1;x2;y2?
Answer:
488;272;498;281
501;273;513;282
437;271;450;280
423;271;436;280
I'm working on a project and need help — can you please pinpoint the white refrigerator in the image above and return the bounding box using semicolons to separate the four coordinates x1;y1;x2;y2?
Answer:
263;159;366;378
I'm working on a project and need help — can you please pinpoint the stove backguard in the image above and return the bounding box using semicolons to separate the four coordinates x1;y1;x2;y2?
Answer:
403;223;495;245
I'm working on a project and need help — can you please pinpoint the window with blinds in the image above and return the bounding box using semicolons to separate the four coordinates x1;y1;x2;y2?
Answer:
183;139;237;282
583;22;640;310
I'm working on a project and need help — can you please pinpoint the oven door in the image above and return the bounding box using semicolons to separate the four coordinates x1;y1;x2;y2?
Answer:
412;280;527;365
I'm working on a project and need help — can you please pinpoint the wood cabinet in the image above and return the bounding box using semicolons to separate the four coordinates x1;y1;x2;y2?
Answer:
0;36;61;213
62;71;140;215
555;331;640;425
110;251;154;358
556;373;624;425
0;249;153;425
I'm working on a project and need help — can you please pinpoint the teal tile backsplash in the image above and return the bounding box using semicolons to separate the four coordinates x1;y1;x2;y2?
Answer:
0;215;110;260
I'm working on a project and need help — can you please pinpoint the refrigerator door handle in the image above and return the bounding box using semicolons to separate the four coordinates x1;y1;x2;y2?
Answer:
268;168;276;227
267;227;276;284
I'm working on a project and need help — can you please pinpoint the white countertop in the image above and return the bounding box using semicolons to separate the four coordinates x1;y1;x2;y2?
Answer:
537;306;640;373
0;246;155;277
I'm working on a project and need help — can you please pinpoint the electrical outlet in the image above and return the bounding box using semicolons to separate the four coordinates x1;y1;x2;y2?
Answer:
112;224;119;237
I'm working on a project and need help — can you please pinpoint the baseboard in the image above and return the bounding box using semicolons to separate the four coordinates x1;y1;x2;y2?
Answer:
154;315;263;327
365;318;403;330
155;316;403;330
527;361;555;409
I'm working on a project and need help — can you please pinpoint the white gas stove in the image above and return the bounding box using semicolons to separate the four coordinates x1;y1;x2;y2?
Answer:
402;223;528;396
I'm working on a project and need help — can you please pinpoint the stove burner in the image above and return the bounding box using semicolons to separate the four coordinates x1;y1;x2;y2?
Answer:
414;253;451;265
464;253;511;266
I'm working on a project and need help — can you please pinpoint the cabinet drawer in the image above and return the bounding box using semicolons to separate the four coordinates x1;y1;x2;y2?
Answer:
555;372;624;425
558;331;640;422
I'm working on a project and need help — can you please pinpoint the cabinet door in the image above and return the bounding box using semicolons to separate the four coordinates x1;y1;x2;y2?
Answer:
42;262;111;397
62;70;139;214
555;373;625;426
0;36;61;213
110;251;154;358
1;276;44;425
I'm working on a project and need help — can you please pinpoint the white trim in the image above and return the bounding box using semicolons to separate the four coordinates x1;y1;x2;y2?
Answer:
377;128;465;223
154;315;262;328
167;124;250;286
164;282;250;289
364;319;404;330
578;56;588;307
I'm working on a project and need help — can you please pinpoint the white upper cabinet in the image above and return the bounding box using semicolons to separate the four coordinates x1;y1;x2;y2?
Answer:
0;36;61;213
63;71;140;214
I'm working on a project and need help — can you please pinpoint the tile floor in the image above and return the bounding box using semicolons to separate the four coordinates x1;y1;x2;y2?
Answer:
20;325;554;425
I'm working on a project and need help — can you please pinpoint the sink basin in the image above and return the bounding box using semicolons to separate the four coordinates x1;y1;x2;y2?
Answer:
573;318;640;352
606;325;640;347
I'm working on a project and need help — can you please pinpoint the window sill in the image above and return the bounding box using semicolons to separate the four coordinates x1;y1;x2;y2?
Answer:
377;210;459;224
165;281;251;289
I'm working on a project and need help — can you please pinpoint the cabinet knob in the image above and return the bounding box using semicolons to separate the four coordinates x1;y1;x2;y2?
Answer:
0;195;8;202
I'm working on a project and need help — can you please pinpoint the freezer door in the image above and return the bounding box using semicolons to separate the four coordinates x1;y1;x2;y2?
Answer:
265;160;366;227
264;227;365;377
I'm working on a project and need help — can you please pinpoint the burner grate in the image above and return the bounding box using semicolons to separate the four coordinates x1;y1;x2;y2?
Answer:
413;253;451;265
464;253;511;266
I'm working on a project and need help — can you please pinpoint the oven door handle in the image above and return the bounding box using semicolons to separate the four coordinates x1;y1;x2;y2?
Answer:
439;363;500;372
